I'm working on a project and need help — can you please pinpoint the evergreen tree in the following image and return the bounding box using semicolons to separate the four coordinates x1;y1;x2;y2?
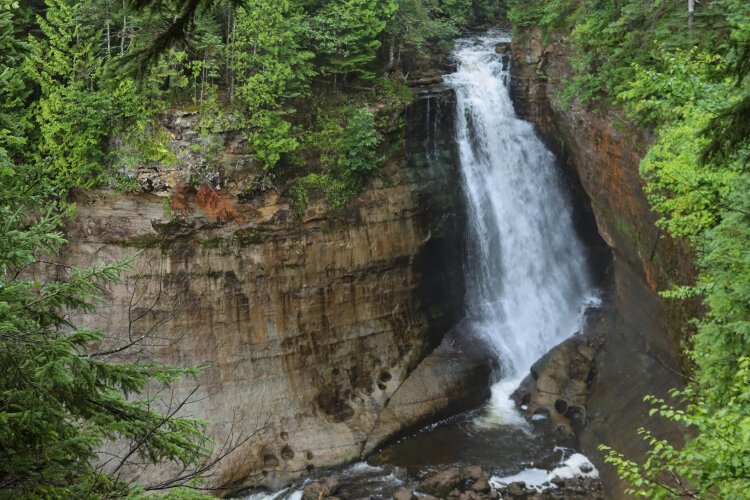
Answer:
27;0;105;190
309;0;397;82
231;0;314;168
1;4;216;497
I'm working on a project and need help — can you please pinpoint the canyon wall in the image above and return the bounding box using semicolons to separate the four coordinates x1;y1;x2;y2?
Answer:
510;30;697;497
59;87;489;492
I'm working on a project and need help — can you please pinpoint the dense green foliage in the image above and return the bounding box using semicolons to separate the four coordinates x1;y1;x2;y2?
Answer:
508;0;750;497
508;0;731;105
10;0;506;197
0;0;507;497
291;106;385;213
0;2;218;497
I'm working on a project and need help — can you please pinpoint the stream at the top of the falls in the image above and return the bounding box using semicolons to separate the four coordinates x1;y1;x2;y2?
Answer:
241;30;603;500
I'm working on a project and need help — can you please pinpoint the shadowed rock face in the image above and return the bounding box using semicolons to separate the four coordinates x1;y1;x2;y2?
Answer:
362;326;493;456
510;30;696;498
56;87;489;492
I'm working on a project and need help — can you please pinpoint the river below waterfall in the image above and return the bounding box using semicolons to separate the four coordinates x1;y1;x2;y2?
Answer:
241;30;604;500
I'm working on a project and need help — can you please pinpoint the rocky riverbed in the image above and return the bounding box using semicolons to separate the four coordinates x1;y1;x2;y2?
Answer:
242;454;603;499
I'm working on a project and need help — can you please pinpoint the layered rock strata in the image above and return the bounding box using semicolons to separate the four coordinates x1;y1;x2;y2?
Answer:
59;87;488;491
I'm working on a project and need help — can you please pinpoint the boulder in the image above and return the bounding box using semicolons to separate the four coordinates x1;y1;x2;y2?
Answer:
512;332;603;436
361;326;493;456
420;467;462;497
418;464;493;498
302;477;339;500
471;478;492;494
392;488;415;500
463;465;488;482
506;481;527;497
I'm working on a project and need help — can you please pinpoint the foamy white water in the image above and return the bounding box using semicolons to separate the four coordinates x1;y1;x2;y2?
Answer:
489;450;599;491
444;32;600;422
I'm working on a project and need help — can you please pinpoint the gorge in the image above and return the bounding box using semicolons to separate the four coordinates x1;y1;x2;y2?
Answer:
54;30;685;498
10;0;738;496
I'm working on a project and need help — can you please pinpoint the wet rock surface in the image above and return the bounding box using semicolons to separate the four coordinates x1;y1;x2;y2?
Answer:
302;477;340;500
512;307;610;438
418;465;497;498
362;327;494;456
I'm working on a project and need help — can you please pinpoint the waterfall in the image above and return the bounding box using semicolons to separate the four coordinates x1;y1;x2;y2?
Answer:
444;32;600;421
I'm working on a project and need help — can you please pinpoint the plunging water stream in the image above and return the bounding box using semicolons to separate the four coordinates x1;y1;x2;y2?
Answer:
447;33;599;421
242;31;604;499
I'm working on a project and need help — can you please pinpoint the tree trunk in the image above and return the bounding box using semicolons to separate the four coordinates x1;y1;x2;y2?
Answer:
200;57;206;103
105;0;111;58
121;19;127;53
226;6;235;103
385;35;395;77
120;0;127;54
688;0;695;30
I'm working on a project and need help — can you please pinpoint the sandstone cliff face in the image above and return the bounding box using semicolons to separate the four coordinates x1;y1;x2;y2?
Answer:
60;88;488;491
510;30;696;497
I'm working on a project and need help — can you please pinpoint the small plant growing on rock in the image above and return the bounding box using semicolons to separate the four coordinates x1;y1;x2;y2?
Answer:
196;184;242;224
171;182;193;218
162;197;174;219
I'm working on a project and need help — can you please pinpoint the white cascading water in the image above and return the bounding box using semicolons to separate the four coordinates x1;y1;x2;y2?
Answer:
444;33;600;423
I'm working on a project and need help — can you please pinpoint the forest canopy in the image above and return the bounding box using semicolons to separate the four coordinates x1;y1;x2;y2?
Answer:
0;0;505;497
